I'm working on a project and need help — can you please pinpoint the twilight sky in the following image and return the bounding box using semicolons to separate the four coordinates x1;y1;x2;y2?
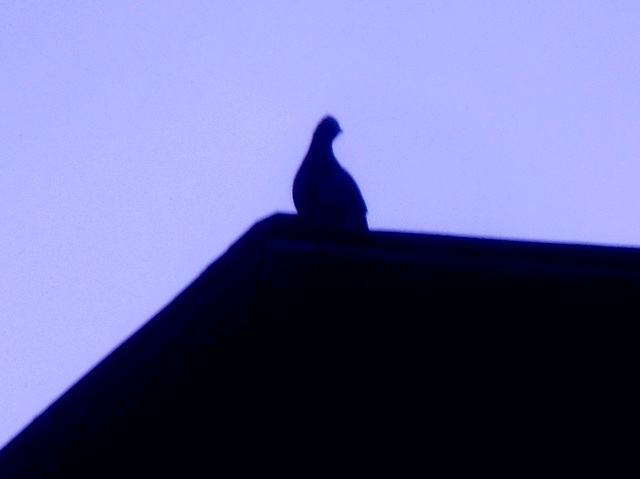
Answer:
2;1;639;448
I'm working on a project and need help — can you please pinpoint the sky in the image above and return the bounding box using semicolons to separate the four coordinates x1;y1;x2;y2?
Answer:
2;1;639;449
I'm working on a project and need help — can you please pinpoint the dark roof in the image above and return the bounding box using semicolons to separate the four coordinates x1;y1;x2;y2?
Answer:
1;213;636;476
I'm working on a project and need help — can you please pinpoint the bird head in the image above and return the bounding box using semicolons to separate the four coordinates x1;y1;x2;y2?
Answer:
314;116;342;143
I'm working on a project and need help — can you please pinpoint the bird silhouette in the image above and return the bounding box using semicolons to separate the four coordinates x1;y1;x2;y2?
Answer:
293;116;368;232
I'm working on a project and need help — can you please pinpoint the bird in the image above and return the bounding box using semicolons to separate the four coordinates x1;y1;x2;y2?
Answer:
293;116;368;232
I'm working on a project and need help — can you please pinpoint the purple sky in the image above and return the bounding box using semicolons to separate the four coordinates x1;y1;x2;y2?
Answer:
2;2;639;448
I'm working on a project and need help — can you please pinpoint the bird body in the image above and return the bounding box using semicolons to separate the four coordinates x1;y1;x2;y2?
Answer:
293;116;368;232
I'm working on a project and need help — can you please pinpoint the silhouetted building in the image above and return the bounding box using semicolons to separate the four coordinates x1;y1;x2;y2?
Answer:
0;214;636;476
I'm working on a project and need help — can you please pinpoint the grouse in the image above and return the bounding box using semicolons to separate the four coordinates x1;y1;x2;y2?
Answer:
293;116;368;232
